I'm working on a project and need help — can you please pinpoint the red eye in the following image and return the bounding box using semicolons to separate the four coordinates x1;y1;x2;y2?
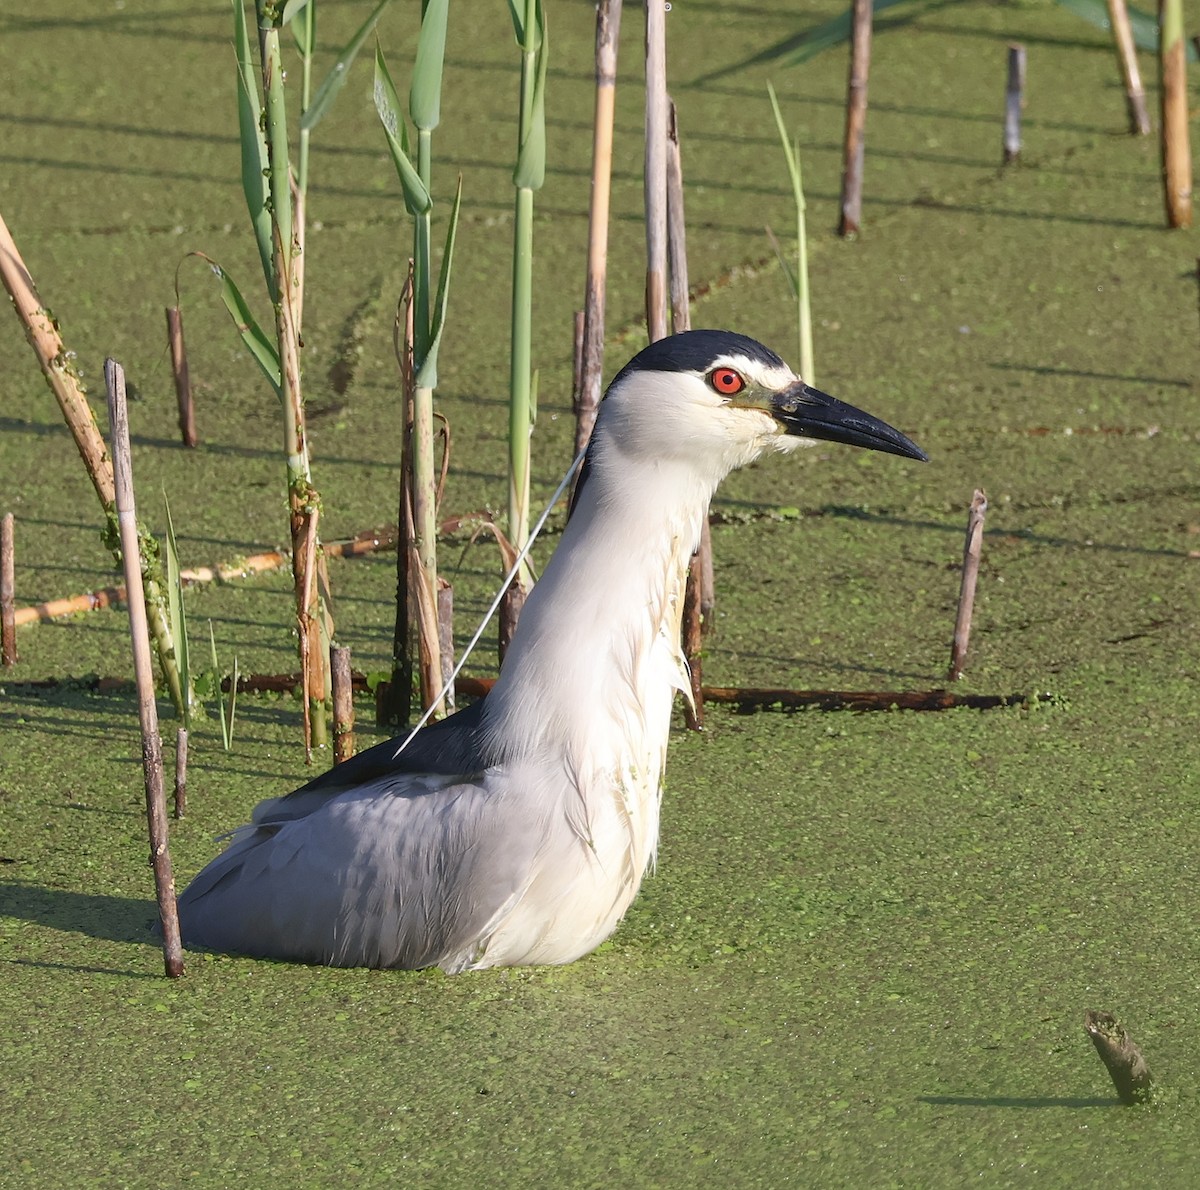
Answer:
708;367;744;395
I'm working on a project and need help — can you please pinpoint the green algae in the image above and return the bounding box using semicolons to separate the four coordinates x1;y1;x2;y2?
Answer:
3;1;1200;1185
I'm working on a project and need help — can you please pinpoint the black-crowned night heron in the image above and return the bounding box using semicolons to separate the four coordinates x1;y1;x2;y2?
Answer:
178;330;926;971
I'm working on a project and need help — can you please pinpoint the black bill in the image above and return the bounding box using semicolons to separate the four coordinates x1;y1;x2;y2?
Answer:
771;382;928;462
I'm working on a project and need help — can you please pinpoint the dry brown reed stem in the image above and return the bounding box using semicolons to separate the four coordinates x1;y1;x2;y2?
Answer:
572;309;585;409
643;0;669;342
1159;0;1192;229
575;0;622;457
1;512;15;666
665;100;689;336
12;528;412;629
174;727;188;820
1106;0;1151;134
838;0;873;237
437;579;455;710
105;358;184;979
298;505;320;763
0;210;115;509
1084;1010;1153;1105
1003;45;1025;165
401;269;446;714
948;489;987;682
0;208;184;712
665;98;705;729
331;645;355;764
165;306;197;448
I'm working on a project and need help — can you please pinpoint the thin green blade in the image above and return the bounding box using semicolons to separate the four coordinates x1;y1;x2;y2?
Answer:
513;2;548;191
300;0;395;133
374;46;432;215
209;621;230;750
208;261;283;395
415;175;463;390
290;0;315;56
233;0;273;292
410;0;449;132
280;0;313;26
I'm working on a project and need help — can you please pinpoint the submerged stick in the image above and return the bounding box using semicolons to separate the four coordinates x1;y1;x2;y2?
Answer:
105;358;184;979
1;512;15;665
174;727;188;820
575;0;622;456
1084;1010;1153;1104
1106;0;1151;134
16;671;1048;715
1003;44;1025;165
838;0;873;236
948;489;987;682
331;645;356;764
165;306;197;448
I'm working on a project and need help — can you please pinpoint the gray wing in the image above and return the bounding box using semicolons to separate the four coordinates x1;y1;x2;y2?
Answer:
177;766;545;971
177;697;544;971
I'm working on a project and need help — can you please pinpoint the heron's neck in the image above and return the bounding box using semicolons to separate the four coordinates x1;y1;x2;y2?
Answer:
484;448;716;762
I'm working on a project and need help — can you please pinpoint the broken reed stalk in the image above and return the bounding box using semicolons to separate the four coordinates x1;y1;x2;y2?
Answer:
174;727;188;819
0;209;186;714
665;98;705;729
1106;0;1151;135
644;0;669;342
259;11;329;753
331;645;356;764
1003;44;1025;165
838;0;873;237
574;0;622;457
165;306;197;447
572;308;585;402
104;359;184;979
1;512;15;666
1159;0;1193;229
1084;1010;1153;1105
948;489;987;682
437;579;455;709
665;100;690;336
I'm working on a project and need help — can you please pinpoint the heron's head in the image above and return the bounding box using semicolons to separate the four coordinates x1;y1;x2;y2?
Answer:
592;330;927;485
